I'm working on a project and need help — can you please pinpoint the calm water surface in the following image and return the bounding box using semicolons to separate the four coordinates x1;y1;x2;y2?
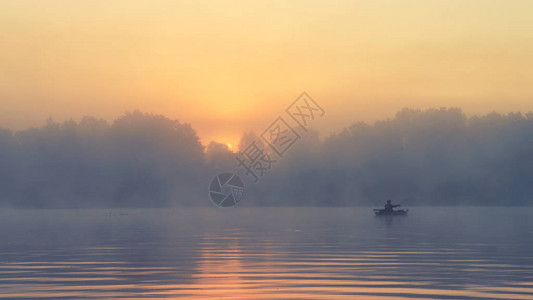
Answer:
0;207;532;299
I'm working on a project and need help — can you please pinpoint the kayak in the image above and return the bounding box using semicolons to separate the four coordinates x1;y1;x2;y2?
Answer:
374;209;408;216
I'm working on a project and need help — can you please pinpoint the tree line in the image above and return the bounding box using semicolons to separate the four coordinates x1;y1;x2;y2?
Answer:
0;108;531;207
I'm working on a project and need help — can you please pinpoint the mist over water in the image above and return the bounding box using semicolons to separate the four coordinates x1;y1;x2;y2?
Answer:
0;106;531;299
0;108;532;207
1;207;531;299
2;2;532;298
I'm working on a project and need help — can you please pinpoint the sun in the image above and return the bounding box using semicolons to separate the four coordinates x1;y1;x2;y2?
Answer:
225;143;234;151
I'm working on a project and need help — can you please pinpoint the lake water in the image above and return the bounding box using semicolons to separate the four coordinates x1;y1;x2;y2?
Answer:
0;207;532;299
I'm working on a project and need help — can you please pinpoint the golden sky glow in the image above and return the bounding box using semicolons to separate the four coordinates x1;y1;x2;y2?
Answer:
1;0;532;147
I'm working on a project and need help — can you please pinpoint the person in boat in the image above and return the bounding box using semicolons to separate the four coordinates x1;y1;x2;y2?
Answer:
384;200;400;212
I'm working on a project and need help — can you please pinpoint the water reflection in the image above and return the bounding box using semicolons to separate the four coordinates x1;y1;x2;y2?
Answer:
0;207;531;299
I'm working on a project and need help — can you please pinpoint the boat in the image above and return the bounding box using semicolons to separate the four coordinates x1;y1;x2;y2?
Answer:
374;209;408;216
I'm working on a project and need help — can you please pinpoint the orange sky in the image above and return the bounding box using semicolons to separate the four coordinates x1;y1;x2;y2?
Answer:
1;0;532;147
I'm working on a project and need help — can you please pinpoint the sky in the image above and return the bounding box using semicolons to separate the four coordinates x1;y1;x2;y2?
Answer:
1;0;532;148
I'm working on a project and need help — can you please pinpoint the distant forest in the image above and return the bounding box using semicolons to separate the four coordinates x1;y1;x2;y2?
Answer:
0;108;531;207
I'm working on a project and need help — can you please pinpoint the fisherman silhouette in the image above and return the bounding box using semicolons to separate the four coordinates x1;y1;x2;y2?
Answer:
384;200;400;212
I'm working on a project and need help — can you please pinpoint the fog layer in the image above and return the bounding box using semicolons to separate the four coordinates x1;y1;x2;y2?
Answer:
0;108;531;207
